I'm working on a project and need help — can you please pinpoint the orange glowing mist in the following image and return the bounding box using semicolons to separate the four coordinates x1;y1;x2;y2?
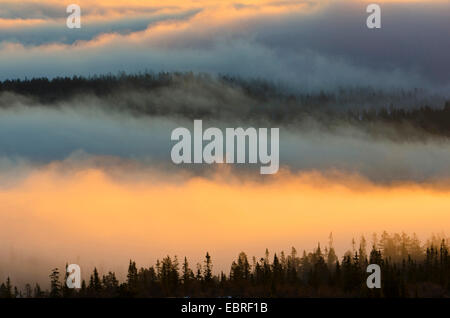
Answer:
0;164;449;285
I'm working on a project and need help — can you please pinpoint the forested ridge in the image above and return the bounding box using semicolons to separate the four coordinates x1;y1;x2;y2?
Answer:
1;73;449;138
1;232;449;298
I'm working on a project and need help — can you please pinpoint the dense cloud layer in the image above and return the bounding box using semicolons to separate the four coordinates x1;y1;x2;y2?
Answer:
0;0;449;92
1;99;450;183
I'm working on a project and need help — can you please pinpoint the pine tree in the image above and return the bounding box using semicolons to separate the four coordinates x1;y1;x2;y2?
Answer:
203;252;213;283
127;260;138;294
49;268;61;298
33;283;43;298
182;257;193;286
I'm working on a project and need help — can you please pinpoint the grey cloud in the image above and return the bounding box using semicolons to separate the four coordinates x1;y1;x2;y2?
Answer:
0;2;177;19
1;95;450;183
254;1;450;84
0;9;201;45
0;1;448;93
0;104;175;162
1;36;448;95
281;125;450;183
0;2;64;19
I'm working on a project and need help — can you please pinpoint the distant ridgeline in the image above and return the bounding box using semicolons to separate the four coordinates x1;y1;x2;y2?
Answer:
1;232;449;298
0;72;449;137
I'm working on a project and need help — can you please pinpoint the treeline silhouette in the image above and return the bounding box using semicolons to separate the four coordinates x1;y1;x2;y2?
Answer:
1;232;449;298
1;73;449;137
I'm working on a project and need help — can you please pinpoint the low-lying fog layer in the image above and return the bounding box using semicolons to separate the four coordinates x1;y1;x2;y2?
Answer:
0;103;449;183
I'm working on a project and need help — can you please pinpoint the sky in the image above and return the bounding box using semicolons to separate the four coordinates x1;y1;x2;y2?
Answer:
0;0;449;287
0;0;449;92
